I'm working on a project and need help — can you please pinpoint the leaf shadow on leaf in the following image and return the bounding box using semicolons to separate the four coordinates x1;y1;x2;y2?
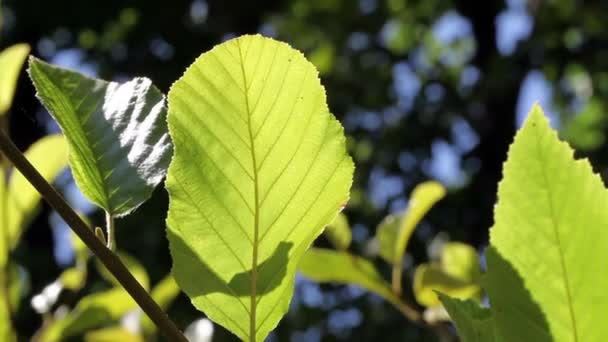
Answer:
483;246;550;340
167;228;293;296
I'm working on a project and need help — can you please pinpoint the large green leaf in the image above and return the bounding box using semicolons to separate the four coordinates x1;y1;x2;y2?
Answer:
166;34;354;341
28;58;172;217
7;134;68;246
0;44;30;115
441;104;608;341
299;248;402;309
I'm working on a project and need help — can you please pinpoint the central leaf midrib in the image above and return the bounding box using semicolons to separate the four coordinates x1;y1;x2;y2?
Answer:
531;125;578;341
236;38;261;342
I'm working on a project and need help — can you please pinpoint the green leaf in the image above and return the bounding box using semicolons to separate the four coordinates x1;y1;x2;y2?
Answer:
42;288;137;341
375;213;399;263
394;181;445;265
0;168;7;268
439;294;495;342
440;242;481;284
323;212;351;250
413;264;479;307
84;327;143;342
375;181;446;265
28;57;172;217
0;44;30;115
7;134;68;247
442;104;608;341
166;34;354;341
413;242;481;307
299;248;402;309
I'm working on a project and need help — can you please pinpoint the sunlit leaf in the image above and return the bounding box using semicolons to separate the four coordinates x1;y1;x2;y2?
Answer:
299;248;402;309
0;43;30;115
323;212;351;250
394;181;445;265
414;242;481;307
84;327;143;342
7;134;68;247
375;181;445;266
42;288;137;341
441;105;608;341
28;57;172;217
166;34;354;341
375;214;399;263
440;242;481;283
413;264;479;307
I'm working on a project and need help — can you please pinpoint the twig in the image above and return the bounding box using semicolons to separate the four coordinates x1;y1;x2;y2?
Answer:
0;129;187;342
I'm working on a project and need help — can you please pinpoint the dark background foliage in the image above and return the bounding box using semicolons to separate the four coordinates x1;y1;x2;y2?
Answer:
1;0;604;340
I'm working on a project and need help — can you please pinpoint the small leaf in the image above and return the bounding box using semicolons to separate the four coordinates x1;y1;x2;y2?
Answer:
166;34;354;341
323;212;351;250
299;248;402;309
413;264;479;307
7;134;68;247
59;268;87;291
28;57;172;217
413;242;481;307
394;181;445;265
84;327;143;342
375;214;399;263
438;294;495;342
0;43;30;115
440;242;481;283
42;288;137;341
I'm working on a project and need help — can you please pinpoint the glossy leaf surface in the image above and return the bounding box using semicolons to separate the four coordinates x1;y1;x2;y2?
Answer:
29;58;172;216
166;35;353;341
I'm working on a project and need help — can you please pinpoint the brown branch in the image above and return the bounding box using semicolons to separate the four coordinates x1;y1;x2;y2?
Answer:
0;129;187;342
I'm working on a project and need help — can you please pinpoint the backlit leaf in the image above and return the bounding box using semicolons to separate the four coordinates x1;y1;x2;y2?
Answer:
7;134;68;246
166;34;354;341
413;242;481;307
375;213;399;263
299;248;402;309
84;327;143;342
0;43;30;115
28;57;172;217
394;181;445;265
441;105;608;341
323;212;351;250
413;264;479;307
42;288;137;341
